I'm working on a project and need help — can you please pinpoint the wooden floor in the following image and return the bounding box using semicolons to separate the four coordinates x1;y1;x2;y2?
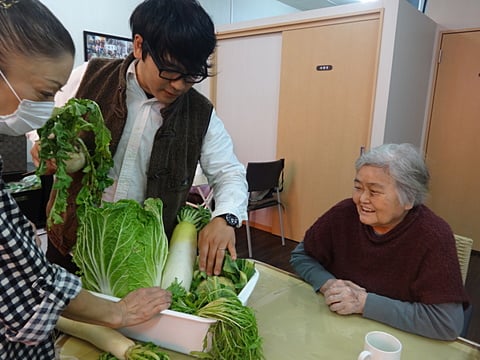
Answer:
235;226;480;344
235;226;297;274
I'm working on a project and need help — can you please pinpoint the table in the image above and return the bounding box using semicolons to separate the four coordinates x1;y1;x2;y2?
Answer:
6;171;52;228
59;262;480;359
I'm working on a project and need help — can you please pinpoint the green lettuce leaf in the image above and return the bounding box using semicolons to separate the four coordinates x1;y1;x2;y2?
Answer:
73;198;169;298
36;98;114;226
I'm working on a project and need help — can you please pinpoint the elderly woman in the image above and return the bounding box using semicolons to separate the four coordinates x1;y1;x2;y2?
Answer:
0;1;170;359
290;143;469;340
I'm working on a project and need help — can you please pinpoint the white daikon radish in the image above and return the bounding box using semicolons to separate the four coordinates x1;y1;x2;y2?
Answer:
56;316;134;360
161;206;211;291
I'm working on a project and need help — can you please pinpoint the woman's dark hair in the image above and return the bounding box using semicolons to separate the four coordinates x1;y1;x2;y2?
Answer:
130;0;216;76
0;0;75;72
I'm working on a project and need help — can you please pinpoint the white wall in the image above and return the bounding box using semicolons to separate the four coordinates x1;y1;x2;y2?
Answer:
231;0;298;23
200;0;298;25
215;34;283;165
425;0;480;29
383;0;437;147
41;0;138;67
199;0;232;25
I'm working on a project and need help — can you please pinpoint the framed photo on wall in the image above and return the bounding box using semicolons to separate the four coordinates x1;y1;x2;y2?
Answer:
83;31;133;61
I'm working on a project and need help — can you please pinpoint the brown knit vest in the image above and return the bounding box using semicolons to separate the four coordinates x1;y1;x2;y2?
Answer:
48;54;212;254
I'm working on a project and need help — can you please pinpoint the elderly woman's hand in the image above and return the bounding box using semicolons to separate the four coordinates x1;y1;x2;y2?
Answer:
117;287;172;328
321;279;367;315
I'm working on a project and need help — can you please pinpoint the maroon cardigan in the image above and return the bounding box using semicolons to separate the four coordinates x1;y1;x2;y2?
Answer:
303;198;469;306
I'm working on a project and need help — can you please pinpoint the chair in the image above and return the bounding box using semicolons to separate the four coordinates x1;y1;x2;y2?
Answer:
245;158;285;258
454;234;473;285
454;234;474;338
187;163;214;210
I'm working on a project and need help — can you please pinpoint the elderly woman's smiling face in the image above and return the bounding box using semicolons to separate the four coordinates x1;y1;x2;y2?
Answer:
352;165;413;235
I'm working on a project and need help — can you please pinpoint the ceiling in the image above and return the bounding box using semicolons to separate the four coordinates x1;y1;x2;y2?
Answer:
276;0;366;11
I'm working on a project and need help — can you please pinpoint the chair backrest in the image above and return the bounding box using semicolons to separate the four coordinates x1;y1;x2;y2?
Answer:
246;159;285;192
454;234;473;285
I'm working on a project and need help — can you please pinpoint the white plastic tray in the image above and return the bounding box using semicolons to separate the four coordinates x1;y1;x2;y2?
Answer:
92;268;259;354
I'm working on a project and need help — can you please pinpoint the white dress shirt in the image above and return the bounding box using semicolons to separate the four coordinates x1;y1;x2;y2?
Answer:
54;60;248;222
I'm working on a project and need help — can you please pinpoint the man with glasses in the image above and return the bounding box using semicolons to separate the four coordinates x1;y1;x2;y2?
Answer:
32;0;248;277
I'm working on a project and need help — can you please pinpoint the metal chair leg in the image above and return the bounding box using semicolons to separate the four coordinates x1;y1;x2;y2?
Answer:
245;218;253;258
277;202;285;246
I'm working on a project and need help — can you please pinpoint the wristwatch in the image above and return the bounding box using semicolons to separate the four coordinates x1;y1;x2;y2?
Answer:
219;213;239;228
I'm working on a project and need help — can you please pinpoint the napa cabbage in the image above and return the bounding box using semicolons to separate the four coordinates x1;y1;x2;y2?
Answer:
73;198;168;298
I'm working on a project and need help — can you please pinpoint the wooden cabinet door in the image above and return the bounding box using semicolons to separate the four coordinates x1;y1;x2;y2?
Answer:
425;30;480;250
276;19;380;242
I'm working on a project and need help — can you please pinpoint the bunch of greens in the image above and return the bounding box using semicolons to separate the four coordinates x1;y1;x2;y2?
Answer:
191;254;256;296
99;342;170;360
177;205;211;231
73;198;169;298
167;255;264;359
36;98;113;226
194;295;263;360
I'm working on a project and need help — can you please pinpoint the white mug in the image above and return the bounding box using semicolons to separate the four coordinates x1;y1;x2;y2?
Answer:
358;331;402;360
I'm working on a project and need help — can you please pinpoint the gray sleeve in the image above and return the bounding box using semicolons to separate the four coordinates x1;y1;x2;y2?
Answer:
364;293;464;340
290;242;335;292
290;243;464;340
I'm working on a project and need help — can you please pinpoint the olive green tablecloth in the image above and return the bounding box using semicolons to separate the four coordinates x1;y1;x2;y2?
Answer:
59;262;480;359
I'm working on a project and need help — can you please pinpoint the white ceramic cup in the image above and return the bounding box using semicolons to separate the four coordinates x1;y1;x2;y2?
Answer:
358;331;402;360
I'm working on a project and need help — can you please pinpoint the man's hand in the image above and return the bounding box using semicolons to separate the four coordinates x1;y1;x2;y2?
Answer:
320;279;367;315
197;216;237;276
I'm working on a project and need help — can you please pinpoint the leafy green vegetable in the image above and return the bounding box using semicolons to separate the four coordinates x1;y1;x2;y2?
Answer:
73;198;169;298
167;256;264;359
99;342;170;360
193;295;263;360
195;276;236;300
176;205;211;232
190;252;255;294
36;98;114;226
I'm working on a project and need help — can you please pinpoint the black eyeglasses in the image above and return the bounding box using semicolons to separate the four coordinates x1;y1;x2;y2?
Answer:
143;41;208;84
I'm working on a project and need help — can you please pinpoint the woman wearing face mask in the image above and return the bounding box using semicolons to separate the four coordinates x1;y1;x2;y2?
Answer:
0;1;171;359
0;68;56;136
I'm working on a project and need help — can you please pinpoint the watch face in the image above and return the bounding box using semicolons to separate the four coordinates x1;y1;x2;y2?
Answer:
225;213;239;227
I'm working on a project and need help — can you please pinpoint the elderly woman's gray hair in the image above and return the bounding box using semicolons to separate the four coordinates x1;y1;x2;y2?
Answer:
355;143;430;206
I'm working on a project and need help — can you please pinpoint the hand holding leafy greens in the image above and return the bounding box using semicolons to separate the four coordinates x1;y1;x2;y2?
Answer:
36;98;114;226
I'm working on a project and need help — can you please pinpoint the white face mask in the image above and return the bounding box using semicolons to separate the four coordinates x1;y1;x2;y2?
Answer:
0;69;55;136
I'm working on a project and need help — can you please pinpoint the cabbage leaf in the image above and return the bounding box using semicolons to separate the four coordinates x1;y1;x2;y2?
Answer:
73;198;168;298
